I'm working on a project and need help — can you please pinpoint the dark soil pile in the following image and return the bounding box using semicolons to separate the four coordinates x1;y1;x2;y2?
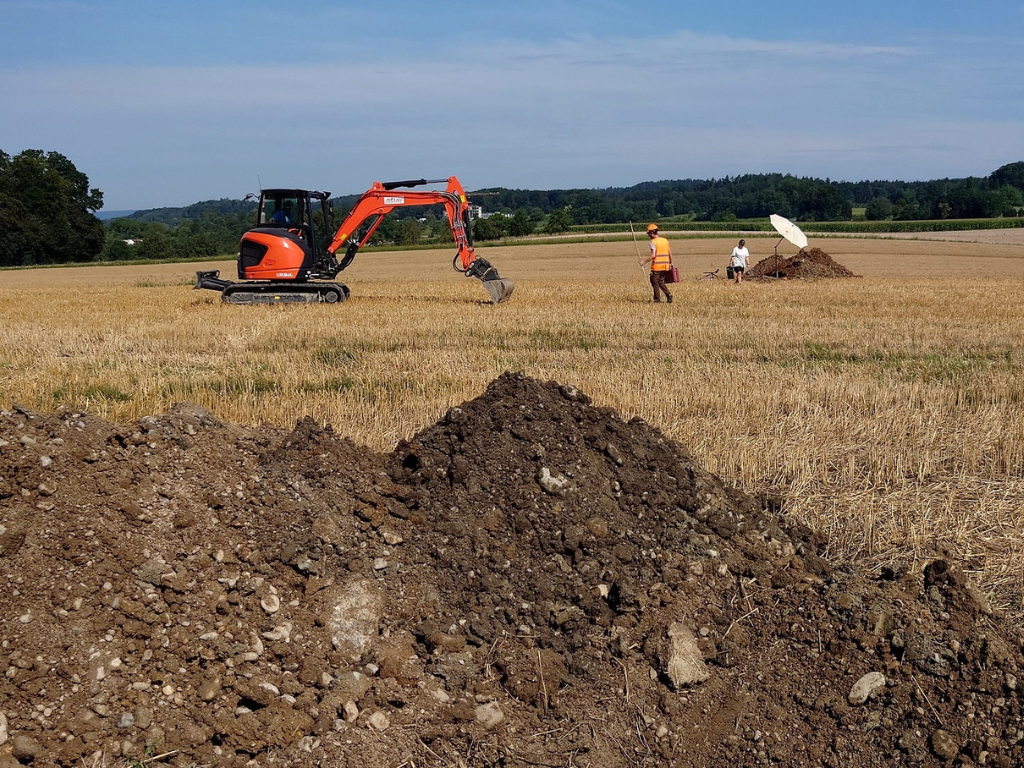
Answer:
748;247;857;280
1;373;1021;767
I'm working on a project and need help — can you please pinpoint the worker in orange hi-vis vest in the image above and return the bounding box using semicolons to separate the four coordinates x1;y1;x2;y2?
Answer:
638;223;673;303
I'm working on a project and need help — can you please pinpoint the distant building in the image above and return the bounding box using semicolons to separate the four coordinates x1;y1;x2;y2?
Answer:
468;204;511;221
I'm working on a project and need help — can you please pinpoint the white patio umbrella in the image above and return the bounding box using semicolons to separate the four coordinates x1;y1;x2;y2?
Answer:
769;214;808;254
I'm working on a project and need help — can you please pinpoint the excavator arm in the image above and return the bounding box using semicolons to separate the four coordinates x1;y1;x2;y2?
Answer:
324;177;514;303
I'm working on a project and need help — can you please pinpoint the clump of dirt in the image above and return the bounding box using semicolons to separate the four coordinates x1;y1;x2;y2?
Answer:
1;374;1022;767
748;247;858;280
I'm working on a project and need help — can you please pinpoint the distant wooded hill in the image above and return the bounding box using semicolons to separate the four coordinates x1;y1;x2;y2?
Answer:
122;161;1024;228
94;163;1022;261
471;162;1024;225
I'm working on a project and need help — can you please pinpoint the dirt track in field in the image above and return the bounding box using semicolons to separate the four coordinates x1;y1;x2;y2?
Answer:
824;228;1024;246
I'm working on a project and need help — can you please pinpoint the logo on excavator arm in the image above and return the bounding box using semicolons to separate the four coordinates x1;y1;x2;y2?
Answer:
384;196;405;205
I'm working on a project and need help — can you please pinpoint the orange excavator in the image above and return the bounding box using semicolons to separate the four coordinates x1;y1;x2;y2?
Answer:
194;176;514;304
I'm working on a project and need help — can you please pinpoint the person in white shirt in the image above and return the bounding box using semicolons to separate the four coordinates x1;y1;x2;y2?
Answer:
730;239;750;283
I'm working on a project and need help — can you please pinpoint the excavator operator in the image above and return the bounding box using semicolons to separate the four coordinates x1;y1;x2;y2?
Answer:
271;200;295;225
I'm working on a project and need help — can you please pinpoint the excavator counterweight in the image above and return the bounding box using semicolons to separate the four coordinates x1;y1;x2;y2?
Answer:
194;176;513;305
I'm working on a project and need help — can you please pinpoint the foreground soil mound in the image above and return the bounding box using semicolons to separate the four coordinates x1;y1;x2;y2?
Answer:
748;246;857;280
1;373;1021;767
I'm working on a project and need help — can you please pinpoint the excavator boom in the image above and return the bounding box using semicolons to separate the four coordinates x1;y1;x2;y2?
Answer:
326;177;513;304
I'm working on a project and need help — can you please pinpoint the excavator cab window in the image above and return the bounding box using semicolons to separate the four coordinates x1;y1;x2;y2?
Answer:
310;197;334;253
266;197;300;227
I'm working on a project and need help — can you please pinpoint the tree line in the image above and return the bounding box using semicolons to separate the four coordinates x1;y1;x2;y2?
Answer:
474;163;1024;228
1;148;1022;267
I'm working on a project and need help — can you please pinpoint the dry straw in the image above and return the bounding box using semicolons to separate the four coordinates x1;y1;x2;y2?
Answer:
2;235;1024;616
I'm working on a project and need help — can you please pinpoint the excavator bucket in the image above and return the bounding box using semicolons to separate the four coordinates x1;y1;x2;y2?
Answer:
466;257;514;304
482;277;515;304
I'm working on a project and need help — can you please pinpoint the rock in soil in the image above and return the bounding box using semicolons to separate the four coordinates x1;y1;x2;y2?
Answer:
1;374;1022;767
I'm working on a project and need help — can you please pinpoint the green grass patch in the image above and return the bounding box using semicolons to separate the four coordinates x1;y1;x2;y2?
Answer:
775;342;1016;383
526;325;609;352
52;382;133;403
209;375;280;396
83;383;133;401
314;346;360;366
298;376;356;393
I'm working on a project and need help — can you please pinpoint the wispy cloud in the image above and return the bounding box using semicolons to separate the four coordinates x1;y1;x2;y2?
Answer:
1;26;1019;207
649;30;914;59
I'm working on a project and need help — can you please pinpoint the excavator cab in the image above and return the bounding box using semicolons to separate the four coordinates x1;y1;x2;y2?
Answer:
240;189;332;281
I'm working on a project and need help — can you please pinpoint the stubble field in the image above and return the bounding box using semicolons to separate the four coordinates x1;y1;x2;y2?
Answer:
2;234;1023;615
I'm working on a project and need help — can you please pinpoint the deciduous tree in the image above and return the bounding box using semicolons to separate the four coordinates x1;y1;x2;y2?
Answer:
0;149;105;266
543;207;572;234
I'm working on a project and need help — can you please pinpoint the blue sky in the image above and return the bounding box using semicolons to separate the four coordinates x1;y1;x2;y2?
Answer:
2;0;1022;210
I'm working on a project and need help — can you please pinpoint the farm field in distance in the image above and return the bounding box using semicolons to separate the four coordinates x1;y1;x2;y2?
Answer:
2;233;1023;616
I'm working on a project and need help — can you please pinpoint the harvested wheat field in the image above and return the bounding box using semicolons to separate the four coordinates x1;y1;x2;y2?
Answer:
1;235;1023;767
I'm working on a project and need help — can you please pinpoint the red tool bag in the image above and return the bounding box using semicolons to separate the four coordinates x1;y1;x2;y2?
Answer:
666;265;680;283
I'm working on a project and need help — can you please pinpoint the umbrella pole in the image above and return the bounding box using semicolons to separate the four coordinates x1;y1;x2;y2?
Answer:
774;237;784;278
